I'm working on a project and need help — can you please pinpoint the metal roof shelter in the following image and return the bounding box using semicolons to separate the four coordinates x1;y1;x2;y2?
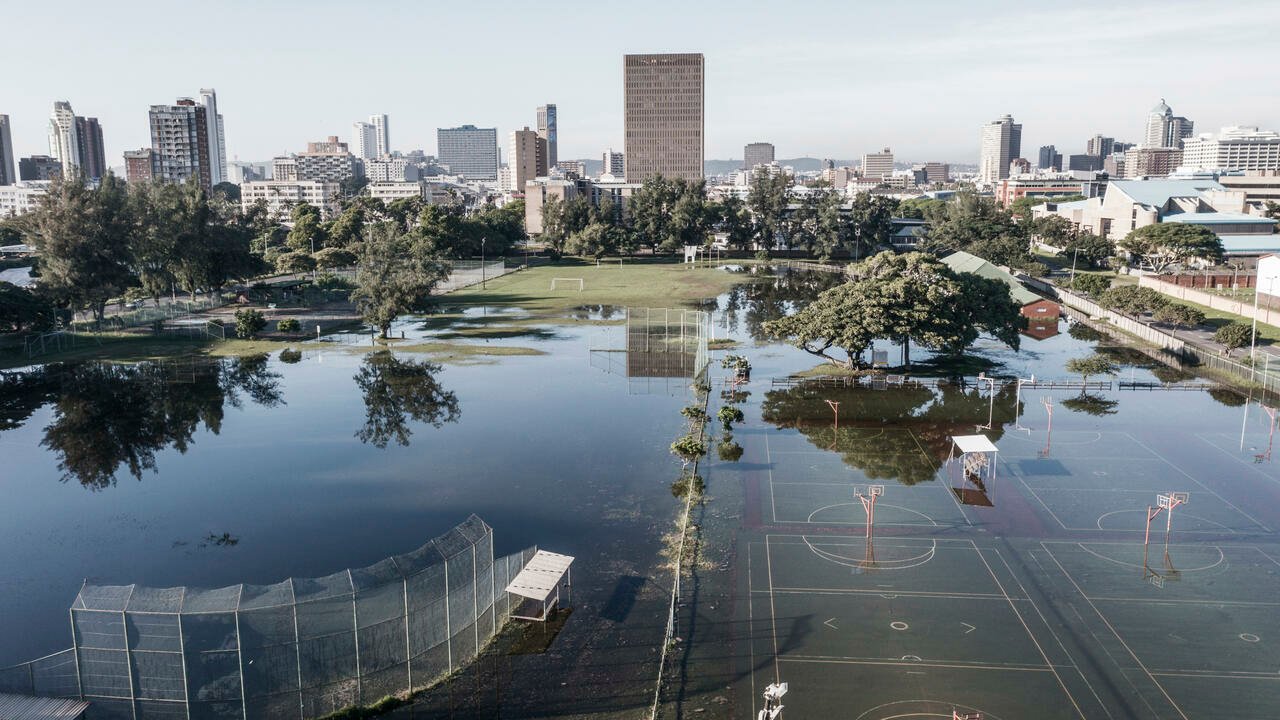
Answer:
0;693;89;719
503;550;574;621
950;434;1000;505
952;434;999;455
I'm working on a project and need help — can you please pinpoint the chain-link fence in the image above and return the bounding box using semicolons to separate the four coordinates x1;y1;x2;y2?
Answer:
624;308;710;380
0;515;536;720
434;260;512;295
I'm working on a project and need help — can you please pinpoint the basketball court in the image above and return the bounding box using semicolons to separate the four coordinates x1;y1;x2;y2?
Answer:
734;394;1280;719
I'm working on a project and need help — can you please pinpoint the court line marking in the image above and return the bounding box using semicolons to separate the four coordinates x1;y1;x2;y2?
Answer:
747;535;757;709
1003;430;1105;446
801;535;937;571
758;588;1009;600
765;432;778;524
1086;597;1280;607
1123;431;1273;533
1015;478;1252;535
806;501;939;526
764;535;781;685
1194;432;1280;488
1150;670;1280;680
1056;591;1162;719
992;547;1113;719
904;426;974;527
972;543;1087;719
1016;474;1072;530
1074;542;1226;572
777;657;1057;672
1040;543;1190;720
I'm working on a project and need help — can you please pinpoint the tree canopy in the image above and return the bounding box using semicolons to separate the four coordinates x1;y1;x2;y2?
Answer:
350;222;452;337
1118;223;1224;273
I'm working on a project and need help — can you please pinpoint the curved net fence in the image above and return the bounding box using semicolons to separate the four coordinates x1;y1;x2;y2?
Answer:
1;515;536;720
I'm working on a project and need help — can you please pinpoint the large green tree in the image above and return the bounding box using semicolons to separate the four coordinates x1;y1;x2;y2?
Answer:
351;222;452;337
1118;223;1223;273
746;168;791;251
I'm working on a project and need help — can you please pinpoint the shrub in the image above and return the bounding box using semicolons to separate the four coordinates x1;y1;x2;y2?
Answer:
670;435;707;462
1214;322;1253;352
721;354;751;377
1099;285;1169;315
313;247;357;269
276;318;301;333
717;405;744;431
680;406;707;423
1153;304;1205;329
1065;353;1119;384
670;473;706;499
279;348;303;364
754;248;771;263
716;440;744;462
234;309;266;339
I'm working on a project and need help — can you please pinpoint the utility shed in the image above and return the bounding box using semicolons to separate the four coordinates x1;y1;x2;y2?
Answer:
0;693;90;719
941;250;1061;320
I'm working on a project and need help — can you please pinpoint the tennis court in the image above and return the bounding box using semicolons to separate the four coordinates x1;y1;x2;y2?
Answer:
734;389;1280;719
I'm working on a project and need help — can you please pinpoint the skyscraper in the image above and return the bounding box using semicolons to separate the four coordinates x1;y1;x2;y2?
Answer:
1143;99;1194;149
123;149;155;183
1037;145;1062;171
437;125;498;179
149;98;212;191
537;105;558;168
48;101;80;177
0;115;14;186
624;53;705;182
370;114;390;156
199;89;226;185
75;116;106;181
510;127;548;191
978;114;1022;183
1086;135;1115;158
352;121;378;160
861;147;894;178
743;142;775;171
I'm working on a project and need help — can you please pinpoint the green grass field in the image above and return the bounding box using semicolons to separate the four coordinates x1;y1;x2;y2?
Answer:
445;258;750;316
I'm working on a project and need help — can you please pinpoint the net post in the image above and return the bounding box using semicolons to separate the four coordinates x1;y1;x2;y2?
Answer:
348;569;362;707
443;550;453;674
472;542;480;655
289;579;304;719
122;585;137;720
402;574;412;693
234;585;248;720
175;589;189;716
69;604;83;699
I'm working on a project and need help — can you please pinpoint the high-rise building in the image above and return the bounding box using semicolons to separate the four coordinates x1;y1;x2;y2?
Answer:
199;89;227;185
75;116;106;181
19;155;62;181
744;142;775;171
1009;158;1032;175
437;125;499;179
0;115;14;186
1122;147;1182;178
1143;99;1194;149
861;147;894;178
1180;127;1280;172
352;121;378;160
1086;135;1115;158
370;114;390;156
294;136;362;184
602;149;625;177
921;162;950;184
123;149;155;183
48;101;80;177
149;98;213;191
624;53;705;182
979;114;1022;183
1038;145;1062;171
1067;154;1102;172
537;104;558;168
509;126;548;192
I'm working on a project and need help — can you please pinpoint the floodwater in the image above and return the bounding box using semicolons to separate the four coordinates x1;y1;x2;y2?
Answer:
4;267;1278;720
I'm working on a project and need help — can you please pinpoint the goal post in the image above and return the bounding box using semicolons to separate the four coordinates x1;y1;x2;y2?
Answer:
550;277;584;292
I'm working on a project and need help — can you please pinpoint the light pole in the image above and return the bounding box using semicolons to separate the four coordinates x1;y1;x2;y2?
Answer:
975;372;998;431
1250;277;1273;382
481;237;487;289
1070;248;1080;285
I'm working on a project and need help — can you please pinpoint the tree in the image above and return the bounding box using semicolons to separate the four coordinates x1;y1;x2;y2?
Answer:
354;351;460;448
712;196;754;251
1070;273;1111;297
351;222;451;338
746;168;790;251
1099;285;1169;315
539;196;569;259
763;252;1023;368
1214;322;1253;353
668;180;711;252
211;182;241;203
845;193;897;259
1065;354;1118;386
919;193;1031;268
0;282;54;332
286;203;326;253
1010;194;1085;221
25;175;134;323
628;175;681;253
313;247;357;269
1153;303;1205;329
1118;223;1224;273
275;251;316;274
1060;231;1113;269
566;222;623;259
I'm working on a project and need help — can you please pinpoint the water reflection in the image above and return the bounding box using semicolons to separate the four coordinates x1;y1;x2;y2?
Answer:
761;382;1016;485
0;356;283;489
354;351;460;448
721;269;846;340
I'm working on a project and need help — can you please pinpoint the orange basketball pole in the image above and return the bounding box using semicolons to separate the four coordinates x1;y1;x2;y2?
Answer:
825;399;840;430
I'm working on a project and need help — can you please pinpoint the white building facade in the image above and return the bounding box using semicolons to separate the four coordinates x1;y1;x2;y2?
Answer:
979;115;1021;184
240;180;341;222
1180;127;1280;172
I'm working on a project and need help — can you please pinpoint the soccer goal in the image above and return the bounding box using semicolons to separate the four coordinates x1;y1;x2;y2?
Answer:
550;277;584;292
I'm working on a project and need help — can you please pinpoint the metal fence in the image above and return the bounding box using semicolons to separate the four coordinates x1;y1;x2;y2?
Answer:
0;515;536;720
625;308;710;380
74;296;229;332
434;260;512;295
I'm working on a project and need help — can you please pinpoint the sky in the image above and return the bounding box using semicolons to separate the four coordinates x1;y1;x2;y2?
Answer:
5;0;1279;168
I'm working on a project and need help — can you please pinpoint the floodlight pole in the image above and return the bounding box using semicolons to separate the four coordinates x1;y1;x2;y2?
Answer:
976;373;997;430
1015;375;1035;432
481;237;487;289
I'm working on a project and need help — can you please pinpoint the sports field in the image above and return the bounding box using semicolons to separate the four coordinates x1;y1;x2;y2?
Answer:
727;386;1280;720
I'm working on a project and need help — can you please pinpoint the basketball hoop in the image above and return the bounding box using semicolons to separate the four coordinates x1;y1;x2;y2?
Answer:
1145;492;1188;546
854;486;882;538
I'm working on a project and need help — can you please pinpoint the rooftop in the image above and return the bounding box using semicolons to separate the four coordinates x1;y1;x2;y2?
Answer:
1108;179;1226;207
0;693;90;720
940;251;1044;306
1163;212;1276;225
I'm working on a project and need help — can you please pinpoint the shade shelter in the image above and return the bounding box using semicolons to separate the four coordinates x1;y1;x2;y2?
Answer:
504;551;574;621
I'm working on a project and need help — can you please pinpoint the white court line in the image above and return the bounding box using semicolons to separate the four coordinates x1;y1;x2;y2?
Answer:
992;547;1112;719
1151;670;1280;680
1123;431;1273;533
764;535;781;685
1194;432;1280;489
747;539;756;710
973;543;1087;719
1040;543;1190;720
765;432;777;524
759;588;1008;599
778;656;1056;672
903;426;973;526
1087;596;1280;606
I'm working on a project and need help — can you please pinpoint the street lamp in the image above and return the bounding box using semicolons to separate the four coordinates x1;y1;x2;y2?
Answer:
1069;247;1080;285
481;237;487;289
1250;276;1274;382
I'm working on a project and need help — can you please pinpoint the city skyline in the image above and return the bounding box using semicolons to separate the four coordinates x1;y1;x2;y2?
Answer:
3;0;1278;169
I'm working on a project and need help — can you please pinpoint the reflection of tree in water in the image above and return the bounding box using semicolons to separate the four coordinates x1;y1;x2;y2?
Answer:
354;351;460;448
761;382;1015;485
0;356;283;490
1060;393;1119;416
721;269;846;340
1096;345;1195;384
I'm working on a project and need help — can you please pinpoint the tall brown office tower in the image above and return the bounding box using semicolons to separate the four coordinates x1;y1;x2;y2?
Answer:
623;53;704;183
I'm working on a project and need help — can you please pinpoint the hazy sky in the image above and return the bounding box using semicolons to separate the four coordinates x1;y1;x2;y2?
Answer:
5;0;1279;167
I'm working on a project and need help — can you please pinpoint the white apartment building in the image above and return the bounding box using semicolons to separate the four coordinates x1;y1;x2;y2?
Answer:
370;114;390;157
47;101;80;177
602;149;624;177
0;182;49;217
861;147;894;179
240;180;340;222
1180;127;1280;172
352;121;378;160
364;156;415;182
367;180;452;205
198;89;227;185
979;115;1021;183
272;156;297;181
